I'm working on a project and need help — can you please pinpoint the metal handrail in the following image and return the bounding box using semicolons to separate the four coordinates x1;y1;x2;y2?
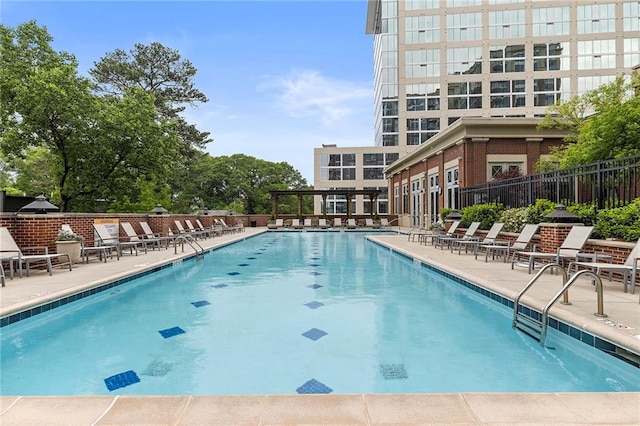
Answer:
512;263;568;328
539;270;606;346
173;235;205;258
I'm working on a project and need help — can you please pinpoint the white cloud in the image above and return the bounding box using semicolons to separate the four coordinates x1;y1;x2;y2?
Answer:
259;69;372;125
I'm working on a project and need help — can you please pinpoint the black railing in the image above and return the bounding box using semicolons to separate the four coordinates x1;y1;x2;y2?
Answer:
461;155;640;209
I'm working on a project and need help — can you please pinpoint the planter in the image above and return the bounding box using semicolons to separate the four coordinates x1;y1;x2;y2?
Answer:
55;241;82;264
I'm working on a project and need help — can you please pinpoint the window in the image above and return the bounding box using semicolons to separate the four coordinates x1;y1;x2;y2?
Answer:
577;40;616;70
489;162;523;181
577;3;616;34
447;13;482;42
490;80;525;108
445;167;459;210
405;15;440;44
488;10;525;39
489;45;524;73
624;38;640;68
407;118;440;145
406;0;439;10
533;78;570;106
447;0;481;6
406;49;440;78
448;82;482;110
577;75;616;95
447;47;482;75
402;183;409;214
393;185;399;215
533;42;570;72
624;1;640;31
532;7;570;36
383;117;398;133
363;187;388;214
406;83;440;112
325;188;356;215
320;154;356;181
383;134;398;146
383;101;398;116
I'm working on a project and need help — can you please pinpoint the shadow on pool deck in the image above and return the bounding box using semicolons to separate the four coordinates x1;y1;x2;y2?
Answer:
1;227;639;425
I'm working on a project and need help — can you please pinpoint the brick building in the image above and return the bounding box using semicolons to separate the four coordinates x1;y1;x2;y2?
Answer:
384;117;567;228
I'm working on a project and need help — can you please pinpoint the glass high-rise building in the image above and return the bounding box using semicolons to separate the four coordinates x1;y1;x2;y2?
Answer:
313;0;639;216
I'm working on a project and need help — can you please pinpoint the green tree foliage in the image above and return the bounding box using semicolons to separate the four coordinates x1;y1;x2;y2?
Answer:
90;42;211;149
538;73;640;168
12;146;57;197
171;153;309;214
0;21;180;211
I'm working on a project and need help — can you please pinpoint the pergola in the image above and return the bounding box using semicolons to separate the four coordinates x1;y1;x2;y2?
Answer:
268;189;382;218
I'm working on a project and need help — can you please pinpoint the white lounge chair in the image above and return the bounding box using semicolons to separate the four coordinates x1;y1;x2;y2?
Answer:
452;222;504;255
185;219;211;239
380;218;390;228
512;225;594;274
140;221;174;248
0;227;72;280
62;224;117;262
303;218;314;229
291;218;303;229
346;218;357;229
333;218;343;228
568;237;640;294
478;223;539;262
268;218;284;229
318;218;330;229
120;222;150;252
94;223;145;257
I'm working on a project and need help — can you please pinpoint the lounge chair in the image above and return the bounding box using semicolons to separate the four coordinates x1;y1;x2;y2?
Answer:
430;220;461;246
94;223;145;257
62;224;117;262
567;237;640;294
0;227;72;280
174;220;194;237
435;221;480;250
291;218;303;229
477;223;539;262
185;220;211;239
140;221;175;248
268;218;284;229
318;218;330;229
120;222;150;252
380;218;390;228
452;222;504;255
196;219;219;238
365;218;380;229
511;225;594;273
217;218;243;233
346;218;357;229
303;218;314;229
433;220;468;249
333;218;343;228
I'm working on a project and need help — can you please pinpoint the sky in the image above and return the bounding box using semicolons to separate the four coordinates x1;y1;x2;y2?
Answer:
1;0;375;183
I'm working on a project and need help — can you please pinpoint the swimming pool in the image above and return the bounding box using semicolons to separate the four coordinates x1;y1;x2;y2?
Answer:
1;232;638;395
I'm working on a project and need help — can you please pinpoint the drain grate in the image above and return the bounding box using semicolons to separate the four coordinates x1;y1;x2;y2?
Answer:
379;364;408;380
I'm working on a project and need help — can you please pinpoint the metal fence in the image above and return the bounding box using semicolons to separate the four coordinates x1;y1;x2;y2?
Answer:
461;155;640;209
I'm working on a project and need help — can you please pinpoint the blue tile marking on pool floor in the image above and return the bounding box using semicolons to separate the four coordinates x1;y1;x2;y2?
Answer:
296;379;333;394
246;257;257;260
307;284;323;289
237;263;250;267
309;257;320;260
379;364;408;379
227;272;240;276
210;284;227;289
191;300;211;308
305;301;324;309
302;328;327;341
159;326;185;338
104;370;140;391
308;263;320;267
309;271;322;276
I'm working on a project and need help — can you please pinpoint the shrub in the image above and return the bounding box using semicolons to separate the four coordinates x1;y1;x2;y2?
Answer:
460;203;504;229
498;207;528;233
440;207;454;221
525;199;556;224
594;199;640;241
55;229;83;242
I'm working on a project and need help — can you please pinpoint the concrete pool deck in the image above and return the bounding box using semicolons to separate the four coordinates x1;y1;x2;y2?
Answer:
1;227;639;425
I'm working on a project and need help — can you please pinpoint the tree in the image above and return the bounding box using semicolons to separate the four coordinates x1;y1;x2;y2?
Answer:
0;22;181;211
90;42;211;149
538;73;640;167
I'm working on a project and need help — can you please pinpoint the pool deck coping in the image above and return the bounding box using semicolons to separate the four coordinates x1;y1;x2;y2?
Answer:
1;227;639;425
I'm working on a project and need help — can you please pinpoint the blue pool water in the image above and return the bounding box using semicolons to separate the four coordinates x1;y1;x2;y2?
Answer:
1;232;638;395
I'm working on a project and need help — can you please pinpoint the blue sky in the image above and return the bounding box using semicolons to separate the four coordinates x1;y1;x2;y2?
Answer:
1;0;374;183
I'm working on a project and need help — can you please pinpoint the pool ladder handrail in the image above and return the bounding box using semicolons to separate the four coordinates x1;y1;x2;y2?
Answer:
513;263;607;347
173;235;205;259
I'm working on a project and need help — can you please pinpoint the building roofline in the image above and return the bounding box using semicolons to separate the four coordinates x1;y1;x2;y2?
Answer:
384;117;568;175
